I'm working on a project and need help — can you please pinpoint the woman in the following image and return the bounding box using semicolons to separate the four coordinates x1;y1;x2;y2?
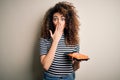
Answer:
40;1;80;80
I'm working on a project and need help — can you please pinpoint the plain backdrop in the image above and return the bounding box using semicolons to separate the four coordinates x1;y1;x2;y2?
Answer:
0;0;120;80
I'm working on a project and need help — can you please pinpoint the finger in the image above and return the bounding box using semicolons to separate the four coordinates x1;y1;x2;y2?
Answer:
49;30;53;38
59;24;64;32
56;23;64;32
57;23;61;30
56;23;59;31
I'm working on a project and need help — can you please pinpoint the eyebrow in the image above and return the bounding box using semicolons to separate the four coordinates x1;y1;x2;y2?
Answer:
53;16;65;18
53;16;57;18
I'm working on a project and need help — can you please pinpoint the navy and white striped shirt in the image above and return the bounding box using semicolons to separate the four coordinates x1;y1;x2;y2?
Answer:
40;34;80;77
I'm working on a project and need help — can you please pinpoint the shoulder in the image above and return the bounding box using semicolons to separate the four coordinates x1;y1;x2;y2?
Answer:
40;38;52;43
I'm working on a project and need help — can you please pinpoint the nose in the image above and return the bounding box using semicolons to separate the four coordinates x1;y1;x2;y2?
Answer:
57;19;61;24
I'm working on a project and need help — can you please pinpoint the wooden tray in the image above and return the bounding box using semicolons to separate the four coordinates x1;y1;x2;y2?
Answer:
67;53;90;61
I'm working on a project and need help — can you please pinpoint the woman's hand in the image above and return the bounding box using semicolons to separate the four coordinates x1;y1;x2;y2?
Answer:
49;23;64;42
73;60;81;71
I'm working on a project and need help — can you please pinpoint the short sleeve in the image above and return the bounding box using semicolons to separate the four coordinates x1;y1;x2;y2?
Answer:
39;38;48;55
73;44;80;53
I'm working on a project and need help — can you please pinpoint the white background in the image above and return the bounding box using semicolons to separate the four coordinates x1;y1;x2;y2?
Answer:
0;0;120;80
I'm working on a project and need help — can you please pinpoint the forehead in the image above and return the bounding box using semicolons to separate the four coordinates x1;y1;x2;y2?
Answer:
53;12;64;17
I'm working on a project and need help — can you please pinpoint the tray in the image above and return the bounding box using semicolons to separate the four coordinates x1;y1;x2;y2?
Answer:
67;53;90;61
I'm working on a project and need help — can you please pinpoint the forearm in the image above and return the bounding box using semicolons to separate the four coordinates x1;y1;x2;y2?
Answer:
41;40;58;70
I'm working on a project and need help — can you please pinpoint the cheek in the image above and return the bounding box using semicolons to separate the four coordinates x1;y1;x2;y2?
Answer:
53;21;57;26
63;21;65;25
62;21;65;27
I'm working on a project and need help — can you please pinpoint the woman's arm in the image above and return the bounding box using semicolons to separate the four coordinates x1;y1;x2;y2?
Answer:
40;40;58;71
40;23;64;71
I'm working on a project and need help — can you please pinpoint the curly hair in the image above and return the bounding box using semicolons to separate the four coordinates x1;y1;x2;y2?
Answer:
40;1;80;45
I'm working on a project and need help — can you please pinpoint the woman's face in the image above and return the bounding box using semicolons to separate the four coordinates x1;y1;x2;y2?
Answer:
53;12;66;28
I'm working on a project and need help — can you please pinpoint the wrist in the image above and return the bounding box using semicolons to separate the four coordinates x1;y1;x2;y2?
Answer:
53;39;60;43
52;40;59;45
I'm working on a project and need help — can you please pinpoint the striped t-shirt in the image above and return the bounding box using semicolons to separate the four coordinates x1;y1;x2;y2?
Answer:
40;34;80;77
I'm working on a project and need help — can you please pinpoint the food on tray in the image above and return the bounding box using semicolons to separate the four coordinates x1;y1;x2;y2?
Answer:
67;52;89;61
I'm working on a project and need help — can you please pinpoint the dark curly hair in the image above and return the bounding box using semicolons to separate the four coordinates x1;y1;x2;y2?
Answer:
40;1;80;45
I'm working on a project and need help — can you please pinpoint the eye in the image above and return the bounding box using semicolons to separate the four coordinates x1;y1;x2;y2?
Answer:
53;18;57;21
53;17;58;21
61;17;65;21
